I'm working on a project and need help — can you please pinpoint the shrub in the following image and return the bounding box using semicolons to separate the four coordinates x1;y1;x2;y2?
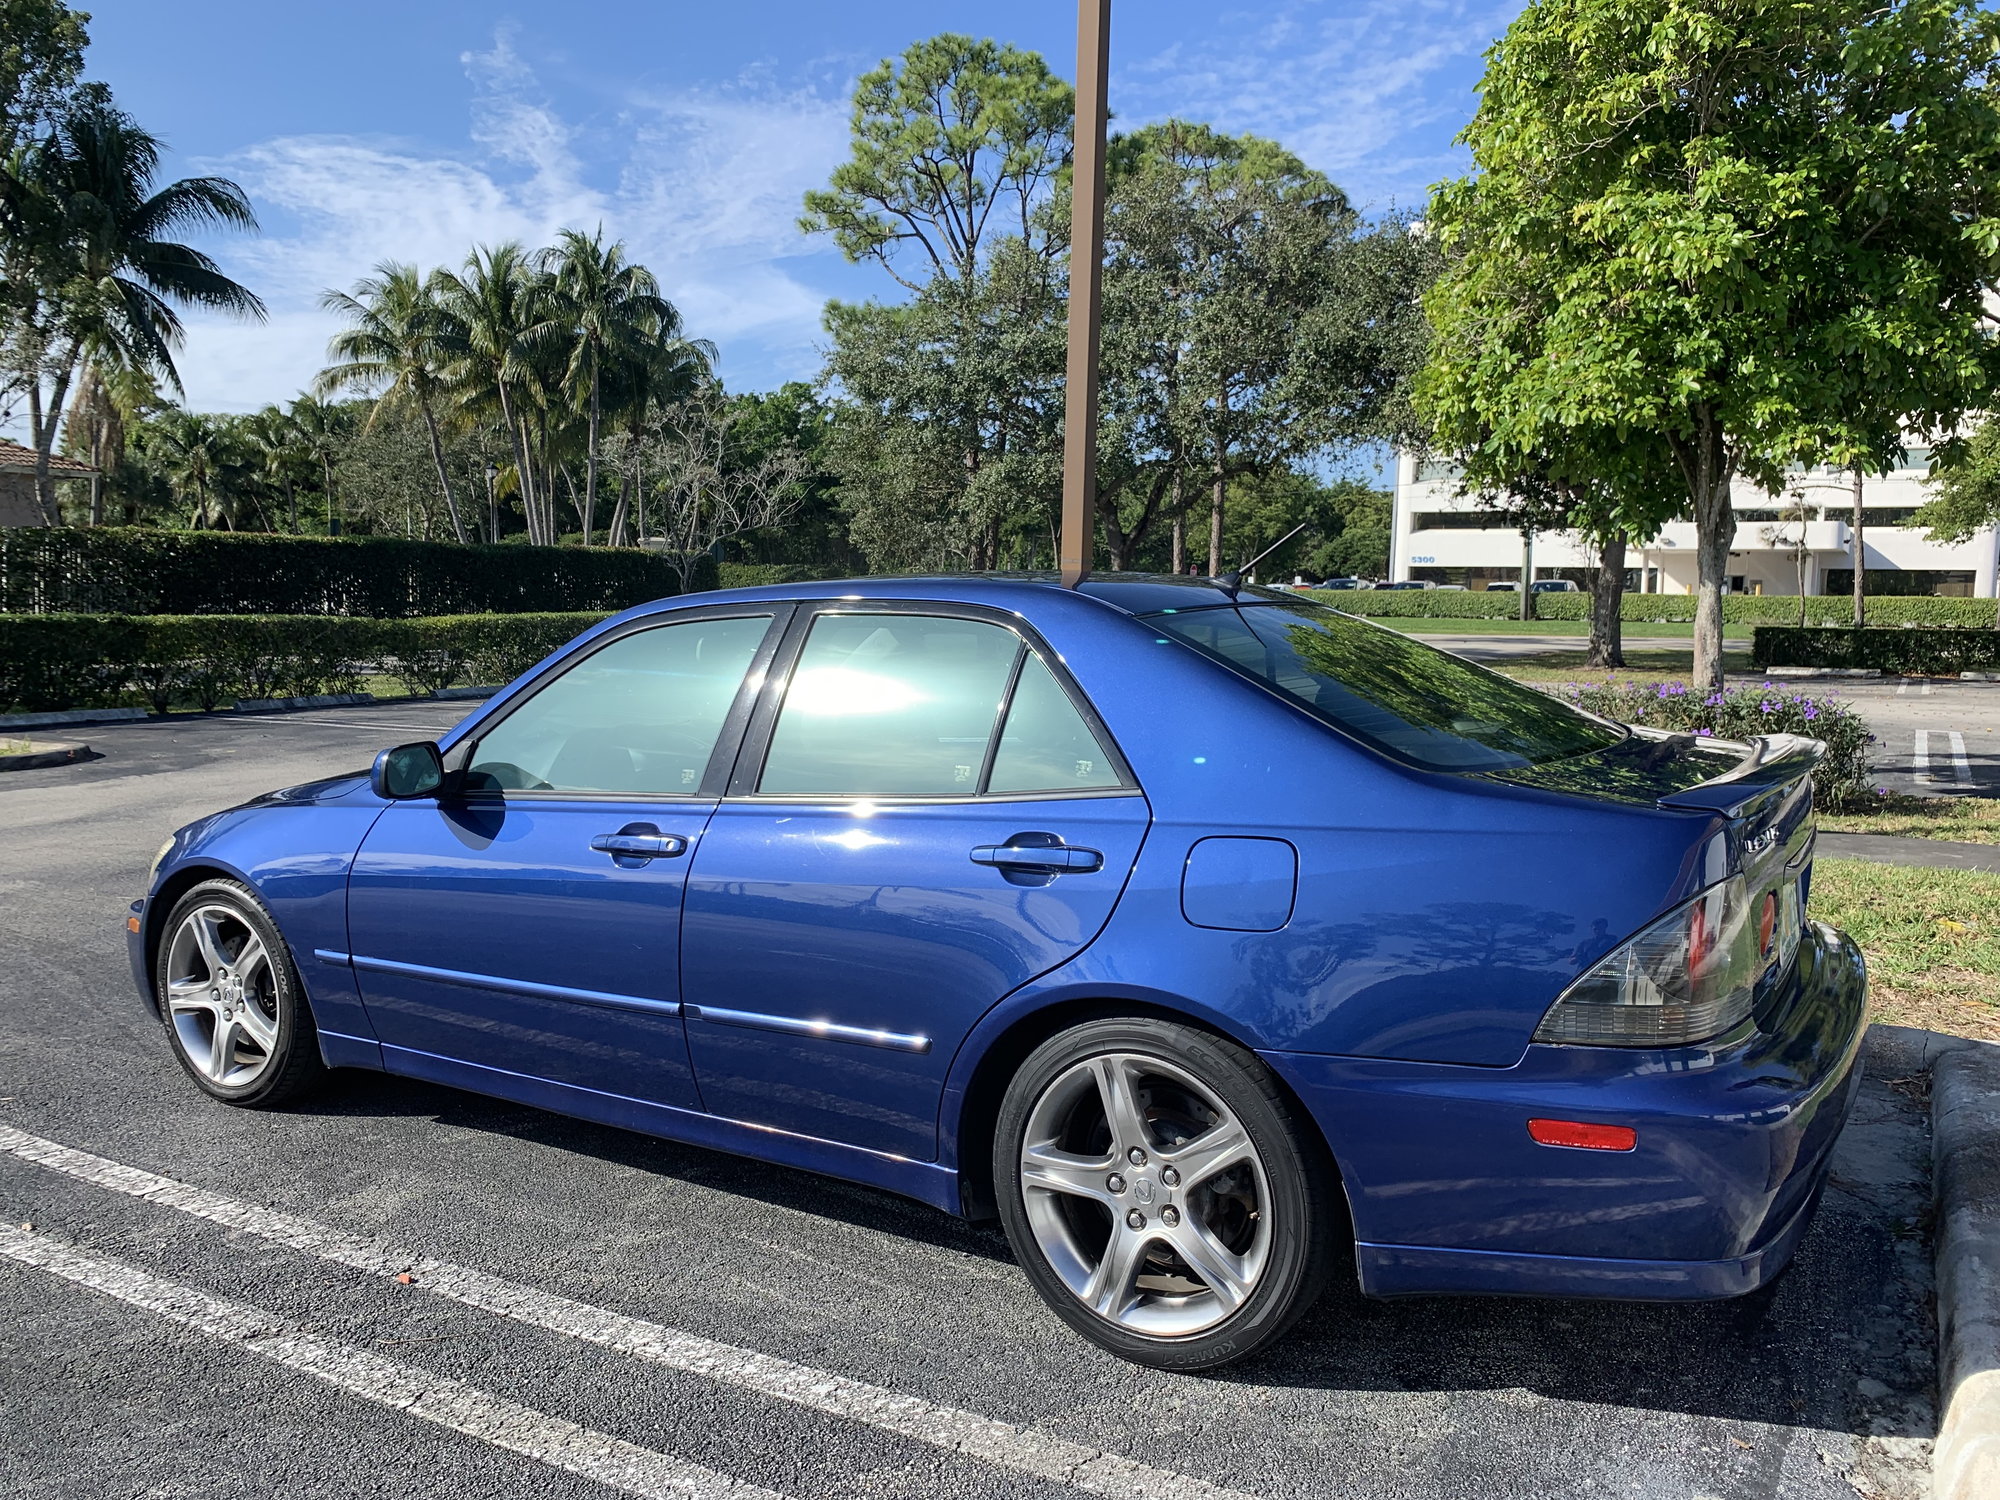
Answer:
1753;625;2000;675
0;612;610;714
0;527;716;617
715;562;852;589
1315;587;2000;627
1541;679;1876;809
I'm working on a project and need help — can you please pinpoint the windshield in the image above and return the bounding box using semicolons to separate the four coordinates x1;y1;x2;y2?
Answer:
1146;600;1624;772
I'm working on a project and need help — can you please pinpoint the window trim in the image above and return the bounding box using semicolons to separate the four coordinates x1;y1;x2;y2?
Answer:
454;603;795;803
723;599;1141;804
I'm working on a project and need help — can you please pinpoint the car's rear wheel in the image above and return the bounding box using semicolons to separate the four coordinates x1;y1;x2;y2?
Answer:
156;879;323;1106
993;1017;1338;1370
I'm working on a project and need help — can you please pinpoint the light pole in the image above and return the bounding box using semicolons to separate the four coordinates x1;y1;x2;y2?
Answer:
1059;0;1110;588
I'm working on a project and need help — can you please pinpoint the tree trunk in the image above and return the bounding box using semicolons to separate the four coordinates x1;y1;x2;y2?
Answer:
1208;448;1226;577
28;344;79;525
420;403;468;544
322;457;338;536
582;360;601;548
1851;467;1865;629
606;471;632;549
1586;535;1626;669
1673;413;1736;693
285;480;296;535
1170;470;1186;573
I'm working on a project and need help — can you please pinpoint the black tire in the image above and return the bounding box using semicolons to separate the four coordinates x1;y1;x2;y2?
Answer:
155;878;325;1107
992;1016;1339;1371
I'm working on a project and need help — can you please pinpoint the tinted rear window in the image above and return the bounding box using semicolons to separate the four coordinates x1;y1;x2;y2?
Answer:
1147;601;1623;772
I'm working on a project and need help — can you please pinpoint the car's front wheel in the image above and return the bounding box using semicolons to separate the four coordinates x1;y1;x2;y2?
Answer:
156;878;324;1106
993;1017;1338;1370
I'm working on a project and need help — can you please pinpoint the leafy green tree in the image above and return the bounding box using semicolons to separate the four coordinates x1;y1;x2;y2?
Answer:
0;0;86;151
1423;0;2000;689
807;34;1073;572
801;33;1071;289
4;86;263;522
317;262;470;542
599;324;714;547
1916;418;2000;626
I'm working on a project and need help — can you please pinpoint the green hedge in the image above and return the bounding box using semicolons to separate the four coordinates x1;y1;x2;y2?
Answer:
714;562;853;589
1313;589;2000;627
0;613;609;714
0;528;716;617
1752;625;2000;675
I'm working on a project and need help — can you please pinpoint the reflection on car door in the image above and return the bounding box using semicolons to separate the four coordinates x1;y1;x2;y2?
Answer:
345;609;781;1109
678;606;1150;1159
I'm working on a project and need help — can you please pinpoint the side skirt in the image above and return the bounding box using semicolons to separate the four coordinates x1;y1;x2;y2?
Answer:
367;1041;964;1217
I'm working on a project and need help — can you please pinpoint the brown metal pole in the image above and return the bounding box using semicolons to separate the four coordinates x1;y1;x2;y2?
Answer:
1060;0;1110;588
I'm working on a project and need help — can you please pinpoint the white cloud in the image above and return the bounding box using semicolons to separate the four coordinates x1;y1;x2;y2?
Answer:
169;36;851;412
1118;0;1518;211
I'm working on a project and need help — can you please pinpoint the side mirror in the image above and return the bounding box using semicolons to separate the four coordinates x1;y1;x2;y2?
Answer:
372;741;446;800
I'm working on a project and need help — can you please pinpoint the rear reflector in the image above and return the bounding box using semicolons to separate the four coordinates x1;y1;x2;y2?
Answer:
1527;1118;1637;1152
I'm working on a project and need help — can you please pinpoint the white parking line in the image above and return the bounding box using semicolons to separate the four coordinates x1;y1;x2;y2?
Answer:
0;1125;1263;1500
1914;730;1973;783
0;1223;788;1500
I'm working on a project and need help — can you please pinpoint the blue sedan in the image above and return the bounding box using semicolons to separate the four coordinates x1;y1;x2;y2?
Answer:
130;575;1866;1369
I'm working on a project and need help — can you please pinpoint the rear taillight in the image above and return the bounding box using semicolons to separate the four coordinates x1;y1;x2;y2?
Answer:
1534;875;1795;1047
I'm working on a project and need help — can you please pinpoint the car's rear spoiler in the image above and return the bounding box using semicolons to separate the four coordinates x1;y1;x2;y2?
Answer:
1656;733;1826;819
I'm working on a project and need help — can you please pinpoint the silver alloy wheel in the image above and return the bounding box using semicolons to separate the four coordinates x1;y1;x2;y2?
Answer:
164;903;280;1089
1019;1051;1271;1337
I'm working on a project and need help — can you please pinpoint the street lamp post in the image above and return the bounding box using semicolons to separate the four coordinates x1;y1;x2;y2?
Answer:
1059;0;1111;588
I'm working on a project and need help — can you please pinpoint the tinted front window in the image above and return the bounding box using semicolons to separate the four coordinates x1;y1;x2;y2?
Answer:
759;613;1020;796
469;615;770;793
1149;601;1621;771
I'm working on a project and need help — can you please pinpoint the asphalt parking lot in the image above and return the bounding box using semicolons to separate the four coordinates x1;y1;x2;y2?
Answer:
0;704;1943;1499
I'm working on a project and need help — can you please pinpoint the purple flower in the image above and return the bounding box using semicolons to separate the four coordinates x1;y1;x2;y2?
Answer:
1695;728;1714;737
1759;700;1776;713
1704;693;1724;707
1802;704;1819;720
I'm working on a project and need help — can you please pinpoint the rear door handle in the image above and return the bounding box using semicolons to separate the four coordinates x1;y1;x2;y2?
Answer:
591;825;687;863
971;843;1104;873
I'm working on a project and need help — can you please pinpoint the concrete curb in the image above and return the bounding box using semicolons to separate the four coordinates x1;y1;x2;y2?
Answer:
234;692;376;715
1762;666;1884;678
0;706;147;730
1934;1037;2000;1500
431;685;500;701
0;740;93;773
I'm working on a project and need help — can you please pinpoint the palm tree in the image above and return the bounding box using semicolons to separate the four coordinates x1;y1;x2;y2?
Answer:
149;407;237;530
17;87;264;523
536;228;674;545
602;329;716;546
61;354;158;524
287;395;347;534
244;404;314;533
431;243;557;545
317;262;469;542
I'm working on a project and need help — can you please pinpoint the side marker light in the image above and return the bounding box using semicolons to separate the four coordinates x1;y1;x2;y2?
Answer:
1527;1118;1637;1152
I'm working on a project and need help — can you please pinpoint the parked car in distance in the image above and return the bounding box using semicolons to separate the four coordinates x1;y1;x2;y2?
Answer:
1530;579;1581;594
1315;577;1368;590
1432;584;1468;591
1374;580;1433;591
133;574;1865;1371
1485;581;1517;591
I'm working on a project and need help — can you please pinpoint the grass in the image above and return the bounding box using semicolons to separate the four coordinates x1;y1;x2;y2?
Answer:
1820;794;2000;845
1810;857;2000;1040
1486;646;1756;687
1388;617;1753;639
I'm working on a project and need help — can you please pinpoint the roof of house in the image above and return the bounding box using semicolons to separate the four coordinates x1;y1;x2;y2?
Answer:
0;438;96;477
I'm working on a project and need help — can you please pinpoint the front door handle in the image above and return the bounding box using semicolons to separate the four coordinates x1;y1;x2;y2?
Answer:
971;841;1104;874
591;823;687;864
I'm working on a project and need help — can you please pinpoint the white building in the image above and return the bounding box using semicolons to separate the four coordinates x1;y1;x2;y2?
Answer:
1390;448;1999;596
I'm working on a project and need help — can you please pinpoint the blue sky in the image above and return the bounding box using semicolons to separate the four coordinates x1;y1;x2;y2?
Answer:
79;0;1521;411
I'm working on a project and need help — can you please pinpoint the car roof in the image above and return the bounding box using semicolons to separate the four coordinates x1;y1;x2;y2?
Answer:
651;572;1290;617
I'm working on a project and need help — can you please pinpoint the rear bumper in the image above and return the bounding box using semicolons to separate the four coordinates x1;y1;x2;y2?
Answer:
1262;920;1867;1301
